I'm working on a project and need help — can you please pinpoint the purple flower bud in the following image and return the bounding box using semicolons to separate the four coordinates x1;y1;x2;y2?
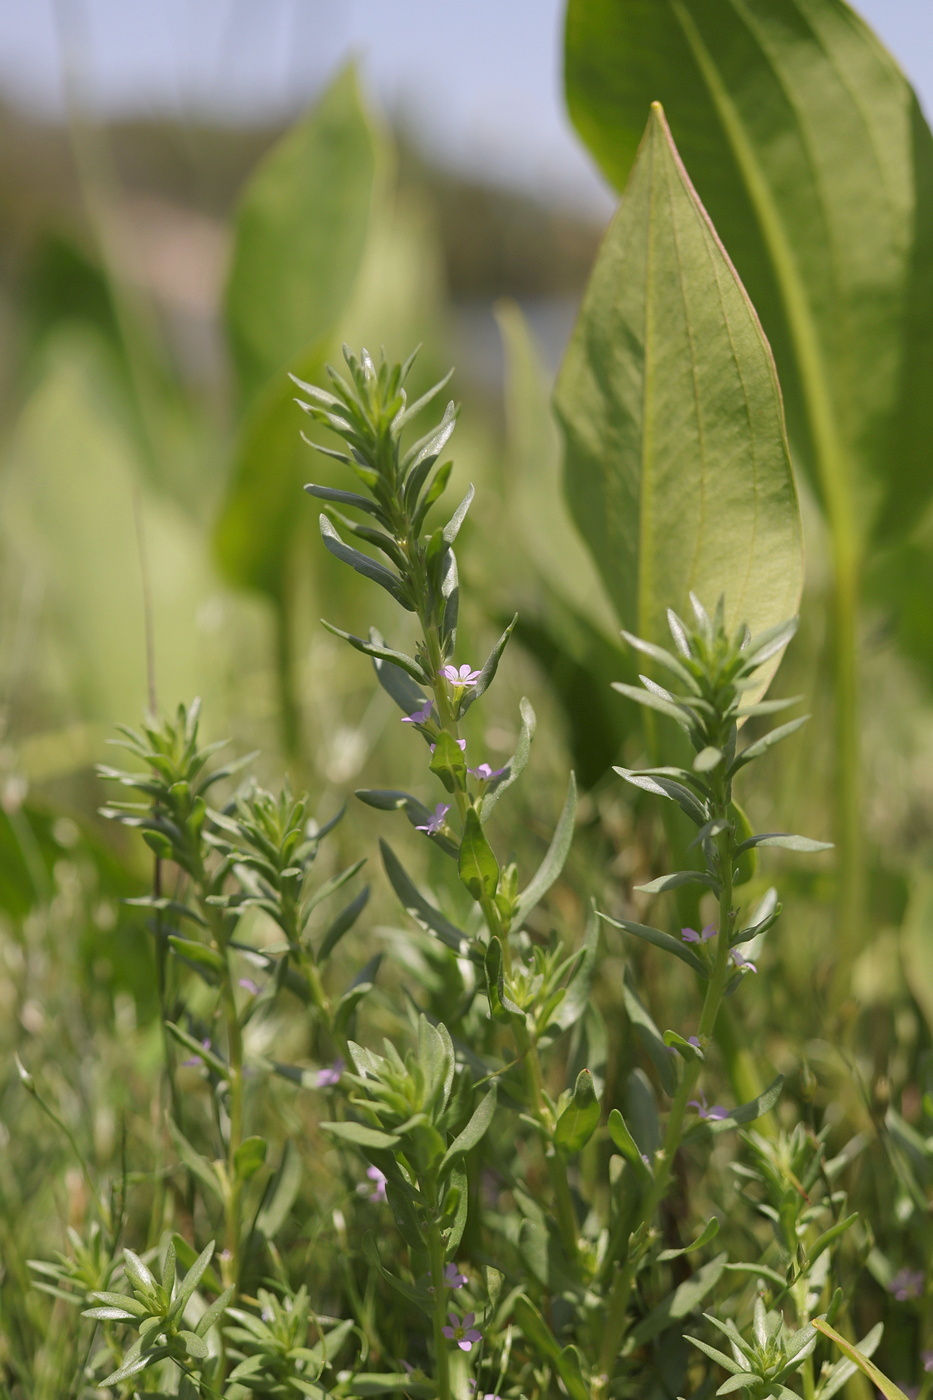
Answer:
315;1057;345;1088
888;1268;925;1301
416;802;451;835
688;1090;729;1121
444;1262;468;1288
360;1166;387;1203
923;1351;933;1373
468;762;506;781
688;1035;702;1049
730;949;758;973
682;924;716;943
238;978;260;996
401;699;433;725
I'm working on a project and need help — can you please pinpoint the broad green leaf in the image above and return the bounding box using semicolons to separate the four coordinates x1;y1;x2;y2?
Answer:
225;65;378;405
458;807;500;901
554;1069;601;1155
233;1135;268;1182
812;1319;911;1400
554;104;801;685
565;0;933;550
430;731;468;795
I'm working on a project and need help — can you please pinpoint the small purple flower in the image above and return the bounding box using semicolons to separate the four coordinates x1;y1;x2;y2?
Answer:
182;1037;212;1067
430;739;467;753
361;1166;387;1203
401;699;433;725
440;663;482;687
923;1351;933;1374
731;949;758;973
688;1035;702;1049
468;763;506;781
442;1311;482;1352
889;1268;925;1301
416;802;452;835
315;1057;345;1088
445;1262;468;1288
688;1090;728;1121
682;924;716;943
238;977;260;996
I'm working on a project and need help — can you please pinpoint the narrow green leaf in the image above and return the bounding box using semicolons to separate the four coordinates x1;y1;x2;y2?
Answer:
600;911;708;977
735;832;832;855
686;1075;784;1139
459;614;519;715
320;621;427;683
554;1069;601;1155
380;840;471;956
512;773;577;927
479;696;536;821
167;936;225;977
319;516;411;608
657;1215;720;1261
635;870;717;895
458;807;499;901
555;102;801;698
439;1086;498;1175
730;715;809;771
812;1319;911;1400
622;969;676;1096
513;1296;590;1400
168;1240;216;1323
317;885;371;960
484;936;522;1023
607;1108;653;1180
628;1252;728;1347
615;766;707;826
321;1120;401;1150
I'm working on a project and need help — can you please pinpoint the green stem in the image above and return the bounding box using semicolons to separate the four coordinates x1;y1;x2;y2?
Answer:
829;546;861;1009
598;808;736;1387
427;1178;452;1400
275;597;303;764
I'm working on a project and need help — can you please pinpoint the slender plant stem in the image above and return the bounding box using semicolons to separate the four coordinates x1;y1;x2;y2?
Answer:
427;1176;452;1400
597;796;736;1390
829;545;861;1008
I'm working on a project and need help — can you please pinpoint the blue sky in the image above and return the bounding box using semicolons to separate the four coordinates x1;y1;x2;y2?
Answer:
2;1;932;210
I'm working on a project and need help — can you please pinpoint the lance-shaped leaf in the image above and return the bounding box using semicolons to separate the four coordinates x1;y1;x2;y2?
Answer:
226;65;377;405
600;911;708;977
380;840;472;957
216;67;379;606
439;1085;498;1175
554;103;801;691
512;772;577;927
458;807;499;901
555;1069;601;1156
565;0;933;552
812;1319;911;1400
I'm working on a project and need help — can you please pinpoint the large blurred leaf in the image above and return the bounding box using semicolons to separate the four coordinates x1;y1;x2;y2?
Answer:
225;64;378;407
497;300;616;636
2;329;267;733
564;0;933;549
553;104;801;660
